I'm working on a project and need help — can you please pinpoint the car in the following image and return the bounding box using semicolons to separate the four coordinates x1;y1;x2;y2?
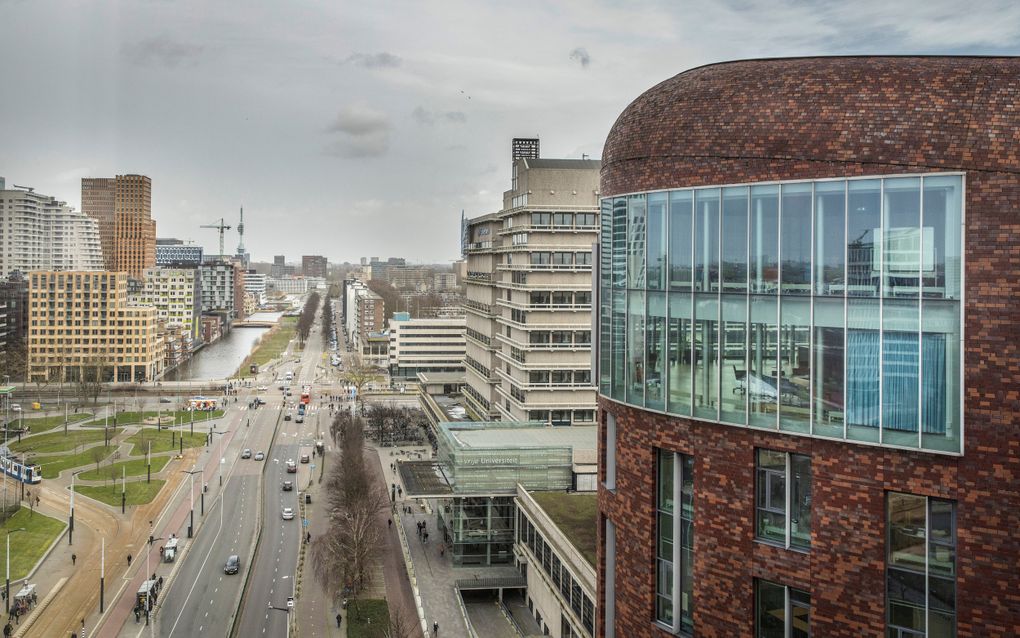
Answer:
257;385;268;391
286;460;297;473
224;555;240;575
284;414;292;421
282;480;293;491
9;404;20;412
241;449;252;459
278;385;286;391
295;415;304;424
282;507;294;520
254;451;265;461
300;454;310;464
159;397;173;404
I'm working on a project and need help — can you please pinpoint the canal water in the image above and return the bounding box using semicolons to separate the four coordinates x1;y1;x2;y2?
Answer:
167;312;283;381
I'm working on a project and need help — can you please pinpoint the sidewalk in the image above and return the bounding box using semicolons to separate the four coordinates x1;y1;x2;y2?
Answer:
294;448;344;638
377;446;522;638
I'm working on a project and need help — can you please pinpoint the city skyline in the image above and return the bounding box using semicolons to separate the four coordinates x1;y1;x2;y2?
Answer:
3;0;1019;262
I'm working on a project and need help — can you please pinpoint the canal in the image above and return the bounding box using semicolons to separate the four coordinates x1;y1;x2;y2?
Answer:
167;312;283;381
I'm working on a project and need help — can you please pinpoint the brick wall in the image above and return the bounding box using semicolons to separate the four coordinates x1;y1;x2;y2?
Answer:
597;57;1020;638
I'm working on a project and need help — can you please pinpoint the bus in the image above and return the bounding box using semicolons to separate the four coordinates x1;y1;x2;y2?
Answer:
188;397;218;411
300;385;311;405
0;454;41;484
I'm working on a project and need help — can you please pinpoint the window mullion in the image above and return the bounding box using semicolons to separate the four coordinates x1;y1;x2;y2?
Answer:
785;452;792;548
672;451;682;635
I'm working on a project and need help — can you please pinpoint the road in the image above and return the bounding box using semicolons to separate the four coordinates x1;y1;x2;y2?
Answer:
234;311;327;637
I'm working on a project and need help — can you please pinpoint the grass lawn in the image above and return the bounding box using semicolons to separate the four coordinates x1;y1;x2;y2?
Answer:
76;479;166;507
346;599;390;638
531;491;599;567
238;317;296;378
15;413;92;433
35;444;116;479
86;409;224;427
77;455;172;482
0;507;66;581
9;428;108;454
125;429;206;456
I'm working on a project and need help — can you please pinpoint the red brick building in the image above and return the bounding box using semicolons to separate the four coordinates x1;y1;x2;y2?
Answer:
596;57;1020;638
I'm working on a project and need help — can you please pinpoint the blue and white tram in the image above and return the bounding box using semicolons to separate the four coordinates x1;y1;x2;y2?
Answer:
0;455;41;484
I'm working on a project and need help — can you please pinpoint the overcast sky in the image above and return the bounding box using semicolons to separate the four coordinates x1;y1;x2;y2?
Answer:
1;1;1017;264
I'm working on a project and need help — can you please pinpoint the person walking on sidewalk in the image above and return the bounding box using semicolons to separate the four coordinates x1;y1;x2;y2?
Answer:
433;621;439;635
71;553;76;566
336;613;342;628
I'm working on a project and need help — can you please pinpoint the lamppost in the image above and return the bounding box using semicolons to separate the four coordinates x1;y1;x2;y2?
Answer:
146;440;152;483
99;532;106;612
121;465;126;514
5;528;25;614
69;469;85;545
144;532;164;626
181;467;200;538
209;429;229;487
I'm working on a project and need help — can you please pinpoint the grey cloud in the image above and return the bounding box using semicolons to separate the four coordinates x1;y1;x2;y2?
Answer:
324;105;390;158
412;106;467;126
124;35;204;68
569;47;591;69
343;52;402;69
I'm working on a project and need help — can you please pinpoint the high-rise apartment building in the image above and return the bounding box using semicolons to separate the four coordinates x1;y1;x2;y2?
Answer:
199;258;237;317
596;57;1020;638
343;279;384;352
302;255;328;278
137;267;201;342
27;271;162;382
0;272;28;356
462;144;600;427
0;183;104;276
82;174;156;278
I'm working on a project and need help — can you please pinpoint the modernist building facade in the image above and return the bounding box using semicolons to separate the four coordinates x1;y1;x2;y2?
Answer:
387;313;465;380
463;145;601;427
0;183;104;276
596;57;1020;638
155;239;204;267
137;267;201;343
27;271;163;382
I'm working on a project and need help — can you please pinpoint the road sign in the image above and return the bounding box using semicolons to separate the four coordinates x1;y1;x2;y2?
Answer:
303;519;309;527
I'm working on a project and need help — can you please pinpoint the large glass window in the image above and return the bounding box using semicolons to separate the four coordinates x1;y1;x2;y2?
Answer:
656;449;694;634
756;580;811;638
887;493;956;638
648;192;667;291
756;449;811;550
599;175;963;453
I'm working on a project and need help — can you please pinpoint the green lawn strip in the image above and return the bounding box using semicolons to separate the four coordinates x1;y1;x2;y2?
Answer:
9;428;108;454
346;599;390;638
34;444;117;479
84;409;224;427
77;455;172;482
75;479;166;507
13;413;92;433
125;429;206;456
0;507;66;581
238;317;296;378
530;491;599;567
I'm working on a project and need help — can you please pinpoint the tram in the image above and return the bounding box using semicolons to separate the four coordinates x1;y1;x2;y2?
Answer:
0;454;41;484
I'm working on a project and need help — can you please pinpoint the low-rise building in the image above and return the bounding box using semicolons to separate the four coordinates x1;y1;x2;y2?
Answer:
155;239;203;267
27;271;162;382
267;276;310;295
244;270;267;306
388;313;465;380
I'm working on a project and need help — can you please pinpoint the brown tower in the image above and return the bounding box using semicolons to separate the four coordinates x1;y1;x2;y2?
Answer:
82;174;156;278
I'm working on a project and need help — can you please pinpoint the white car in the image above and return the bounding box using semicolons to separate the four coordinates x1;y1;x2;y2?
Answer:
256;385;268;391
282;507;295;520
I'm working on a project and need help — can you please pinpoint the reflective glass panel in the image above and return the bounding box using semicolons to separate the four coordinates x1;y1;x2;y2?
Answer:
882;300;920;448
648;192;667;290
790;453;811;549
668;190;693;291
611;197;627;289
779;297;811;434
847;180;881;297
722;186;749;293
922;175;962;300
814;180;846;295
694;189;720;293
921;300;960;453
781;183;812;294
628;195;647;289
749;295;778;428
667;293;693;415
883;177;922;298
847;298;880;442
812;298;845;439
756;580;786;638
626;292;645;406
693;294;718;420
720;294;747;424
750;185;779;294
610;289;626;402
647;293;667;411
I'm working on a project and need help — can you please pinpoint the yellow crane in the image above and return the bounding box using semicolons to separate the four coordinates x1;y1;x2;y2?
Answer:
200;218;232;257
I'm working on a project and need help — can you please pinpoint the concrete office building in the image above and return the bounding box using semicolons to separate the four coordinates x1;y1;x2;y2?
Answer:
463;142;600;426
82;175;157;279
596;57;1020;638
27;271;162;382
0;183;104;276
155;239;203;267
385;265;431;291
387;313;466;380
434;272;459;291
267;277;310;295
302;255;328;278
244;270;267;306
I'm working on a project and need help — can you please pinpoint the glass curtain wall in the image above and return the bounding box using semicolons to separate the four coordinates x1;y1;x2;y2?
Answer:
600;175;962;454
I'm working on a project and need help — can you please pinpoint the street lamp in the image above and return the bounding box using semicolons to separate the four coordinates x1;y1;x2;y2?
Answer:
209;429;229;487
144;532;164;626
181;467;200;538
69;469;85;545
5;528;25;614
99;533;106;612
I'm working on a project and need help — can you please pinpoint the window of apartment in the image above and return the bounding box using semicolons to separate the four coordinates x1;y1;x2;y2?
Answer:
512;271;527;285
531;252;552;265
529;410;549;423
511;309;526;324
551;410;571;427
575;291;592;305
756;450;811;550
532;212;552;227
530;371;550;384
552;291;572;306
551;370;572;384
551;252;573;265
531;292;551;305
755;579;810;638
553;212;573;227
576;212;597;227
552;330;572;344
887;493;956;638
656;449;694;634
530;331;551;345
576;252;592;266
575;330;591;345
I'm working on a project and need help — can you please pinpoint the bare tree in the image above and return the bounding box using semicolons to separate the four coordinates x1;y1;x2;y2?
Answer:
342;354;382;410
384;610;421;638
89;444;107;473
0;341;28;382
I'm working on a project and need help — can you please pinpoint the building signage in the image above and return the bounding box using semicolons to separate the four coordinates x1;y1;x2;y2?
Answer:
464;456;519;465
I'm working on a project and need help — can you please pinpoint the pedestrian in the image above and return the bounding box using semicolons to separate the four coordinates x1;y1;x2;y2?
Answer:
433;621;439;635
387;519;392;528
440;545;445;558
306;531;311;543
398;486;402;497
71;553;76;566
336;613;342;628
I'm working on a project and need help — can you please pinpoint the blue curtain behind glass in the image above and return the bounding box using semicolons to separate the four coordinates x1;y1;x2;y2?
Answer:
847;330;880;427
921;334;946;434
882;332;919;432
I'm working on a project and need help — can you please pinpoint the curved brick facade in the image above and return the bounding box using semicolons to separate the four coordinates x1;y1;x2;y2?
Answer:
598;57;1020;638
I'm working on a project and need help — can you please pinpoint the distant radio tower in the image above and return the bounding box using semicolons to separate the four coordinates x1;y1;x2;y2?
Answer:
236;206;246;255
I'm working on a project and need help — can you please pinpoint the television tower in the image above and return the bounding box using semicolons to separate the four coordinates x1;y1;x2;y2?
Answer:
236;206;246;256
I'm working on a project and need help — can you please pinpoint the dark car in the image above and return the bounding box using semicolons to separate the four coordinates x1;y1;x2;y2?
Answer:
300;454;310;464
282;480;293;491
224;555;240;575
159;397;173;404
284;414;292;421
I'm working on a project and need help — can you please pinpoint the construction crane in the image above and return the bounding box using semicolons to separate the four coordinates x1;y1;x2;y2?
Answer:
200;218;232;257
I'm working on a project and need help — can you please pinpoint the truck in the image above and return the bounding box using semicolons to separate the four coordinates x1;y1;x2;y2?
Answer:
163;537;180;562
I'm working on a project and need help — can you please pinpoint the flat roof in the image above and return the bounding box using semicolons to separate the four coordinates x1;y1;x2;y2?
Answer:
442;422;595;452
416;372;466;384
433;395;470;422
530;491;599;567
